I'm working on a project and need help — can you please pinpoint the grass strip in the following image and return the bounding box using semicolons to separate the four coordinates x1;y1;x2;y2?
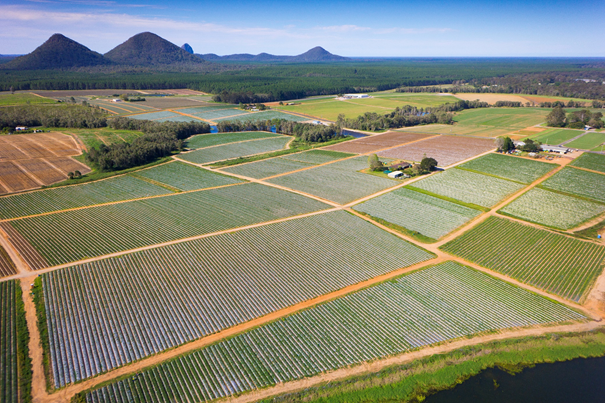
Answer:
16;282;32;403
31;277;53;392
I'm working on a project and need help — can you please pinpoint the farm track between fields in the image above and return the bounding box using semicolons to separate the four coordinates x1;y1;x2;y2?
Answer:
222;321;603;403
8;134;605;403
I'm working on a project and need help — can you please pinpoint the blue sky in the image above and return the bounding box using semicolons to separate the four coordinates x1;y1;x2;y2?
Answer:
1;0;604;56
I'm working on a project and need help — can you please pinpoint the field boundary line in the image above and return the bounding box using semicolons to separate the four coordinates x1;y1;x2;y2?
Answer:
10;160;46;187
10;206;339;276
34;256;444;403
168;109;214;123
6;141;33;159
26;137;60;158
40;158;70;176
181;132;290;153
568;164;605;177
221;321;602;403
0;181;245;223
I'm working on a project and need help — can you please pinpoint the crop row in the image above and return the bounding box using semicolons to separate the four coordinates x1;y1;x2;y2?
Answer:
542;167;605;203
0;280;17;403
84;261;585;403
412;168;525;207
185;132;281;150
178;137;291;165
215;111;307;123
41;210;433;387
441;216;605;302
354;187;481;239
0;246;17;277
0;175;171;220
6;183;329;267
135;162;243;191
281;150;354;165
267;157;396;204
501;188;605;230
459;153;555;183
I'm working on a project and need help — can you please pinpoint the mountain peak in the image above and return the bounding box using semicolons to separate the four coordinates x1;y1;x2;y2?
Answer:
292;46;349;62
181;43;194;54
105;32;203;66
1;33;111;70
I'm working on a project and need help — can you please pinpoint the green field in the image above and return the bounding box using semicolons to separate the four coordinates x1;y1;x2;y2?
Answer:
453;107;549;130
275;93;459;121
570;152;605;173
0;92;56;106
82;261;584;403
216;110;308;123
41;210;433;387
441;216;605;302
541;167;605;203
500;188;605;230
411;169;525;208
566;132;605;150
185;131;281;150
0;175;171;220
528;128;583;145
399;124;513;138
63;128;146;150
353;187;481;240
134;161;244;191
178;136;292;165
458;153;556;183
3;183;330;267
280;149;354;164
267;157;396;204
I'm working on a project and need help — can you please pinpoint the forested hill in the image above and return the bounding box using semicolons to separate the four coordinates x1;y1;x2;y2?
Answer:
2;34;112;70
105;32;205;66
198;46;350;62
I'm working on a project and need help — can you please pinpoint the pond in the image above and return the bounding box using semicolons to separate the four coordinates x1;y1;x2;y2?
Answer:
425;356;605;402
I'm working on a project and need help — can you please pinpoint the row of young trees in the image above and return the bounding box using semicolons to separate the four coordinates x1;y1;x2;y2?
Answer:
215;119;342;143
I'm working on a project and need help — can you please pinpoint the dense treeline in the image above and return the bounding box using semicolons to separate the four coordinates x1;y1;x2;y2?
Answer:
0;104;107;129
107;117;210;140
86;133;182;171
216;119;342;142
3;59;603;101
546;106;604;129
397;71;605;101
337;100;491;131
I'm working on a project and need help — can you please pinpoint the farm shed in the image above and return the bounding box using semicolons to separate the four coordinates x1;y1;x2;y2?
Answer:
388;171;404;179
541;145;570;154
343;94;370;99
15;126;27;131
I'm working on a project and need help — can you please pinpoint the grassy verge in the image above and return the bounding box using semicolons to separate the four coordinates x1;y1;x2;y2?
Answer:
264;329;605;403
354;210;437;244
15;282;33;403
31;277;53;392
405;185;490;212
41;157;174;189
209;136;354;168
574;216;605;240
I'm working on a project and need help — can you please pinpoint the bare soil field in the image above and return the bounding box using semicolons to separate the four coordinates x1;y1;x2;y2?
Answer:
378;135;496;166
0;132;88;193
451;93;531;104
0;161;40;193
323;132;434;154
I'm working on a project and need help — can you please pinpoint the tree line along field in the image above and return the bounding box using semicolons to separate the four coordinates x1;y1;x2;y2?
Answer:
410;168;525;208
353;188;481;241
441;216;605;303
81;261;585;403
40;211;434;387
266;157;397;205
500;188;605;230
458;153;556;184
177;137;292;165
570;152;605;173
1;183;330;268
220;150;354;179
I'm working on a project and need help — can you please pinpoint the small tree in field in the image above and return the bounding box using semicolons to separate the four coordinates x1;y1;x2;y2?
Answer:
368;154;384;171
546;106;566;127
67;172;74;179
420;157;438;172
496;136;514;152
